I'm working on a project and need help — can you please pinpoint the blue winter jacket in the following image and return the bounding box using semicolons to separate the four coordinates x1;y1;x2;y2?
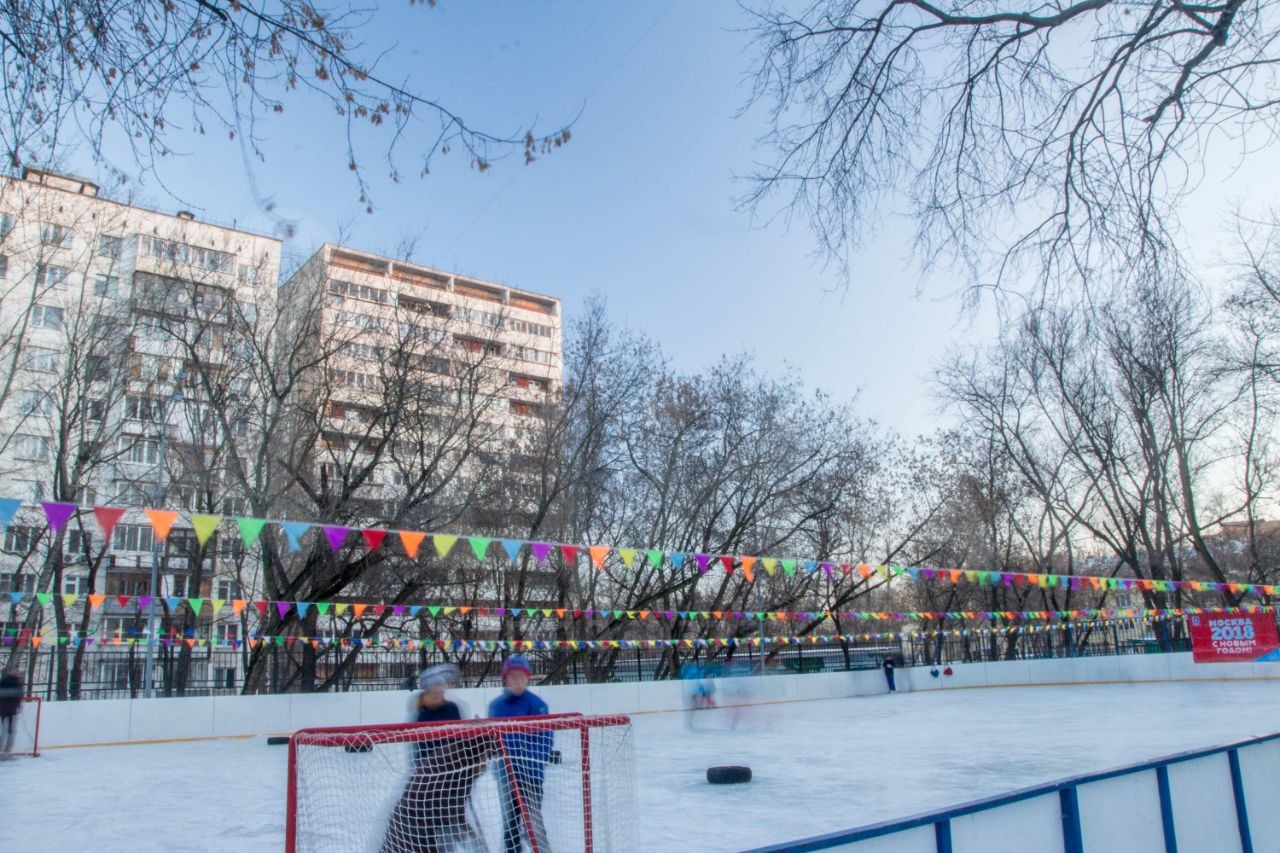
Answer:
488;689;553;783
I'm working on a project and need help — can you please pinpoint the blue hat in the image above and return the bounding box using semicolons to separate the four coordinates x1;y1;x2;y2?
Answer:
501;654;532;680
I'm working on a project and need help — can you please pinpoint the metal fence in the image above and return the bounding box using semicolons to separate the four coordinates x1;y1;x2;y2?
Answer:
9;616;1190;701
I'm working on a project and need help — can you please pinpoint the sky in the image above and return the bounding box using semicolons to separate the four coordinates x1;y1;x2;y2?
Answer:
62;1;1280;438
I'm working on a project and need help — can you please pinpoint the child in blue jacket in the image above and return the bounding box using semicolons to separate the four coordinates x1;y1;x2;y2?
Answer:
488;654;552;853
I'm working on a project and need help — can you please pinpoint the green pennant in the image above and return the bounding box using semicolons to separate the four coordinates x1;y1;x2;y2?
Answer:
468;536;492;561
191;513;223;546
433;534;458;558
187;598;203;615
428;606;441;617
781;559;797;577
526;608;538;617
274;636;285;646
316;602;331;616
236;517;267;548
646;549;664;568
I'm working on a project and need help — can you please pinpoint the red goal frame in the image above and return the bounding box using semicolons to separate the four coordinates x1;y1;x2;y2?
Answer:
10;696;41;757
284;712;630;853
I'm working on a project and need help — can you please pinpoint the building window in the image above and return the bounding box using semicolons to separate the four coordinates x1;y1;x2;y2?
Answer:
26;347;60;373
40;224;73;248
105;572;150;597
36;264;69;288
124;395;165;422
0;254;7;278
93;275;118;297
67;528;94;554
510;400;535;417
221;496;248;516
113;524;155;553
215;579;241;600
18;390;53;415
170;574;190;597
0;214;13;238
75;486;98;505
62;575;90;595
98;235;123;259
214;667;237;689
509;319;554;337
2;526;41;555
31;304;63;330
0;572;36;592
238;265;258;286
120;437;160;465
13;434;49;461
85;399;106;421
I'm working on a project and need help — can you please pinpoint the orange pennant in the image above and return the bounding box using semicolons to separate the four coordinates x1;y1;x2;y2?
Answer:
588;545;609;570
232;599;247;615
398;530;426;558
741;557;757;582
353;603;368;617
144;509;180;541
88;594;106;610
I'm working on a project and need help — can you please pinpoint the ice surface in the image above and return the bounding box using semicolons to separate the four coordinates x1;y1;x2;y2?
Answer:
2;680;1278;852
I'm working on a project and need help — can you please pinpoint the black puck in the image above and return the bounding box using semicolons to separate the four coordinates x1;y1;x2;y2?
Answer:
707;765;752;784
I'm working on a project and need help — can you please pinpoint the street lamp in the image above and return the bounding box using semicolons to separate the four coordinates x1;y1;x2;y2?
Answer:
142;371;185;698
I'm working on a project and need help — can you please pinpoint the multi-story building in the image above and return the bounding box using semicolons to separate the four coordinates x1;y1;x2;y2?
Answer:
0;167;281;693
281;244;564;617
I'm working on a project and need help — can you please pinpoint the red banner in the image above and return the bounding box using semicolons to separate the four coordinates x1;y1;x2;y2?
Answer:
1189;611;1280;662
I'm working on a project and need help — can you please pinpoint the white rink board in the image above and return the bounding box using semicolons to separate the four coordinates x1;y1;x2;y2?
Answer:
4;679;1280;852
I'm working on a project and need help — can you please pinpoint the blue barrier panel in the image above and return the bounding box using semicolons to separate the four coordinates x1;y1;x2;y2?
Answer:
742;732;1280;853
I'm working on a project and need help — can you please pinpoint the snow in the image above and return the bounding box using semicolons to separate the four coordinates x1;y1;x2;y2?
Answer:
3;680;1279;852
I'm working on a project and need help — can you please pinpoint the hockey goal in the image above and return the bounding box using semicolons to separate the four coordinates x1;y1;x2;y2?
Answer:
4;697;41;758
286;712;635;853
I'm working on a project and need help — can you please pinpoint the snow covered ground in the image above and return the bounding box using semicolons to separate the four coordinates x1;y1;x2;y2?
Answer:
3;679;1279;852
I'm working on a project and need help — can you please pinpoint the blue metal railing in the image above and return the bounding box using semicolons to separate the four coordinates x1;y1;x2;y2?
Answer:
743;731;1276;852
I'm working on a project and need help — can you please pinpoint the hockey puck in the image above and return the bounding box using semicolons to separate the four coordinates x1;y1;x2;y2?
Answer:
266;736;290;746
344;743;373;753
707;765;752;785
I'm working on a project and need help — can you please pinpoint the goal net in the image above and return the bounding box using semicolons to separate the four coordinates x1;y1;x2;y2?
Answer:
287;712;635;853
4;697;41;758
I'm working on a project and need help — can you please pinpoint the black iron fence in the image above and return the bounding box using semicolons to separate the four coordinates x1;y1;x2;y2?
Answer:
9;616;1192;701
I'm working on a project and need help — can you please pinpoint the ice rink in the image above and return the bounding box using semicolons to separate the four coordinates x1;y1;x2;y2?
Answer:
4;679;1279;852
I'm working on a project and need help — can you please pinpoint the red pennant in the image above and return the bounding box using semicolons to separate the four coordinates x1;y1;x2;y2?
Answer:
93;506;126;541
373;604;386;615
720;556;735;573
116;595;131;608
561;544;580;564
362;529;388;550
254;601;269;617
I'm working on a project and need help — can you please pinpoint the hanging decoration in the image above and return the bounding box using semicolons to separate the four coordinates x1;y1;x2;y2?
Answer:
0;498;1273;601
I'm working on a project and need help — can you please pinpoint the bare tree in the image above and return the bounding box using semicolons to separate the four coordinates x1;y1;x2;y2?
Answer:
744;0;1280;292
1;0;572;209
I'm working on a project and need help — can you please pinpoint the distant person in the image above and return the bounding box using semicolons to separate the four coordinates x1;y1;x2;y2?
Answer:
0;667;23;758
488;655;552;853
383;664;494;853
882;656;896;694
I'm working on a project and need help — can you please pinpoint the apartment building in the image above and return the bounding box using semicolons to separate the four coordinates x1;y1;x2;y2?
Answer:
282;244;565;614
0;167;281;691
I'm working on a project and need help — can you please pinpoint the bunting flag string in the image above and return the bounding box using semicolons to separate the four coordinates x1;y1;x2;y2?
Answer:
4;589;1271;628
0;498;1274;601
0;615;1196;651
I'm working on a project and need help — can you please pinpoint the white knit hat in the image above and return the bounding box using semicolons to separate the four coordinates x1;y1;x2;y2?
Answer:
418;663;460;690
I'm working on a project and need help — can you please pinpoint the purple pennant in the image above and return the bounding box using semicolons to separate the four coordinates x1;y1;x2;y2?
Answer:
138;596;153;611
495;608;507;617
41;501;77;531
392;605;405;616
821;562;834;578
530;542;553;563
695;554;711;573
323;525;349;553
276;601;291;618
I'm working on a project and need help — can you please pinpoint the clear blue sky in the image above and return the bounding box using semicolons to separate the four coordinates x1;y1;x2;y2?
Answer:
67;1;1277;437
